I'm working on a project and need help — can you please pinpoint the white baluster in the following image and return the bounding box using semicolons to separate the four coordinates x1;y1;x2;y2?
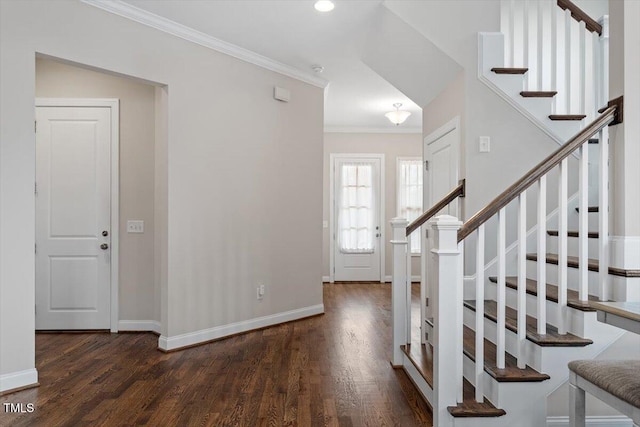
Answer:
599;127;609;301
579;21;587;116
599;16;610;109
537;176;547;335
578;145;589;301
551;0;557;97
421;227;427;345
391;218;409;366
558;159;569;335
475;226;485;401
431;215;463;426
537;0;544;90
565;9;572;114
517;193;527;369
523;0;530;89
407;232;412;345
509;0;516;67
497;208;507;369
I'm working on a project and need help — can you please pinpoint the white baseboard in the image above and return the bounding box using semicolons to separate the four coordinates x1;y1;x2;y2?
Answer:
322;276;330;283
118;320;161;334
0;368;38;393
547;415;633;426
158;304;324;351
383;275;421;283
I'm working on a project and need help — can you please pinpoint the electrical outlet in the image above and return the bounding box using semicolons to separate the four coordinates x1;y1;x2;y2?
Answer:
259;284;265;295
257;283;265;300
257;287;263;300
127;220;144;233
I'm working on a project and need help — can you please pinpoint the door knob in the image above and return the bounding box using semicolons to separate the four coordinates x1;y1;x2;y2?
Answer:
376;233;380;237
102;230;109;237
100;243;109;250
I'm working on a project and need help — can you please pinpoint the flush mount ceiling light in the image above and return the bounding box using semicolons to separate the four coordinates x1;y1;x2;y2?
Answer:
314;0;335;12
385;103;411;126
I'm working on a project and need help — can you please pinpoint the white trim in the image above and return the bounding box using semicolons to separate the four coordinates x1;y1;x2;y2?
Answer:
0;369;38;394
546;415;633;426
158;304;324;351
329;153;386;283
35;98;120;333
423;116;461;146
118;320;161;334
324;127;422;134
81;0;328;89
322;276;331;283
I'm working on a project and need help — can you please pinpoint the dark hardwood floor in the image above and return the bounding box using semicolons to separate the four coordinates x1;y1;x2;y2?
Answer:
0;283;432;427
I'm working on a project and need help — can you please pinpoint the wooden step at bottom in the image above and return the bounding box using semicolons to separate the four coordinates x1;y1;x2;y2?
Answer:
489;276;597;312
547;230;599;238
575;206;599;212
464;300;593;347
401;344;506;417
527;253;640;278
549;114;587;121
491;67;528;74
520;91;557;97
447;379;506;417
463;326;549;382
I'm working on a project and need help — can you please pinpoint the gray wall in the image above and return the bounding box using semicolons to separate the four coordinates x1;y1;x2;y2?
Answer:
0;0;324;380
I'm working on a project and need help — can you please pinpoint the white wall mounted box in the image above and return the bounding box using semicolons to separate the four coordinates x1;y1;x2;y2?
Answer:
126;220;144;233
274;86;290;102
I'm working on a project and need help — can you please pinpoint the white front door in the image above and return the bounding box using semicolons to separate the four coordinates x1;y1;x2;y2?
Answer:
35;104;113;329
332;156;383;282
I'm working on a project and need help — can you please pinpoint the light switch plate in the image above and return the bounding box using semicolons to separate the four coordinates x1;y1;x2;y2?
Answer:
479;136;491;153
127;220;144;233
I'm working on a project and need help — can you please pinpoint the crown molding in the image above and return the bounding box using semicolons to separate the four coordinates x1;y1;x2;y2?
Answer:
324;126;422;134
81;0;329;89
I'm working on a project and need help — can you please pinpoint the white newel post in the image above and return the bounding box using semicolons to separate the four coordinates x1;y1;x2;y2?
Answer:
431;215;463;427
391;217;409;366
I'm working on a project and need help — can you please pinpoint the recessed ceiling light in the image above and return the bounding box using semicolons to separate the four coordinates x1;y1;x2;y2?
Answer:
314;0;335;12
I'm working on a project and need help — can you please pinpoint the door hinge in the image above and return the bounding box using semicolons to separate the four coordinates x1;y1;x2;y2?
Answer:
424;160;429;171
425;229;429;238
35;243;37;254
425;297;429;306
34;120;37;133
34;182;37;195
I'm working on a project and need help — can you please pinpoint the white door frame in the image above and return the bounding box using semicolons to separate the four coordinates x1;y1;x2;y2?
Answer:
35;98;120;332
329;153;385;283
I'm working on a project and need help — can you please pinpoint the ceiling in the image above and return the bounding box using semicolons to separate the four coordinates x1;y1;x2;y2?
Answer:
118;0;423;132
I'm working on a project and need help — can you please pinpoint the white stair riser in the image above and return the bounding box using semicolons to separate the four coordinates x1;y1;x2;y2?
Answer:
488;280;590;336
546;235;599;259
526;259;601;297
463;305;544;372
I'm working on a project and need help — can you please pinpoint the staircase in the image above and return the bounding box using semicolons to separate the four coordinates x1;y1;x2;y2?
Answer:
390;1;635;426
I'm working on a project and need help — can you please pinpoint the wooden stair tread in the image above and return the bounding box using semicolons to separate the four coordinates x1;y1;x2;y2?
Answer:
489;276;598;312
549;114;587;121
463;326;549;382
520;91;557;97
491;67;528;74
401;344;433;388
547;230;599;238
527;253;640;278
464;300;593;346
447;379;506;417
575;206;599;212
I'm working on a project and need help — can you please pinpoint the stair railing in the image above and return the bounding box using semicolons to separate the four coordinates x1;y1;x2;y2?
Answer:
501;0;609;120
391;101;621;418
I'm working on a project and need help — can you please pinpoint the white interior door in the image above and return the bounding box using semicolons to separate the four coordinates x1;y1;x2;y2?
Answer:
423;118;460;339
332;156;383;281
35;104;113;329
424;122;460;216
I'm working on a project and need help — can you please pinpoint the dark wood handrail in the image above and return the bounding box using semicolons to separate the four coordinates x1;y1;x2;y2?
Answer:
406;179;465;237
557;0;603;35
457;105;617;243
